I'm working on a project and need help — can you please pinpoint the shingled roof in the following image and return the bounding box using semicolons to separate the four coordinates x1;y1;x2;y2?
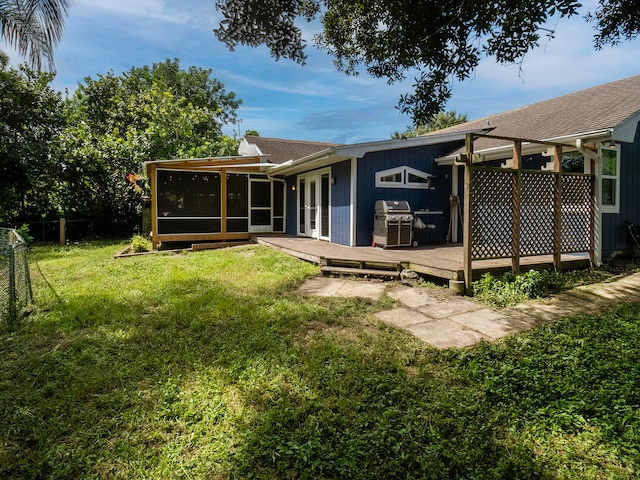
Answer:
241;135;340;164
426;75;640;153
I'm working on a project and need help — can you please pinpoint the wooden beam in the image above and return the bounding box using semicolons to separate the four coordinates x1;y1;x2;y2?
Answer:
472;132;575;148
589;165;596;266
156;232;252;243
511;140;522;273
553;144;563;270
463;133;474;294
221;168;227;235
148;164;158;249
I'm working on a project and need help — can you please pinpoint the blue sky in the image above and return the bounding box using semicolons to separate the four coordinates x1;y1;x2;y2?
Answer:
4;0;640;144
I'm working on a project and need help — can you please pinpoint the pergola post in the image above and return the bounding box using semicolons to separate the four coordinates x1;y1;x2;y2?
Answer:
149;164;158;249
511;141;522;273
463;134;474;294
553;144;563;270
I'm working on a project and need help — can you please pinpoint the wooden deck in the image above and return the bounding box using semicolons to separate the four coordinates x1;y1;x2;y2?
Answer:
254;235;591;282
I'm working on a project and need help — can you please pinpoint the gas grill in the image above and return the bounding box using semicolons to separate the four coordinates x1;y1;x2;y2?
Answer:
373;200;414;248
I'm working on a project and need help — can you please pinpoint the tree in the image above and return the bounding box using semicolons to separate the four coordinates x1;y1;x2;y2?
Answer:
0;0;70;70
57;59;241;221
214;0;639;124
392;111;468;139
0;62;63;223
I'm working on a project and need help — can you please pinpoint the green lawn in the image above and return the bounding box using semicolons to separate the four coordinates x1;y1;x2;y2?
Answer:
1;242;639;479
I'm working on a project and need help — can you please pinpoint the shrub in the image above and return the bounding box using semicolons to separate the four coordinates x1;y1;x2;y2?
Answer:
131;234;152;253
15;224;33;244
472;269;565;307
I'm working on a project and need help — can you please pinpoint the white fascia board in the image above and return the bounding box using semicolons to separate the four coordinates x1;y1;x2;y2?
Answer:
335;131;469;157
270;131;472;176
269;150;350;176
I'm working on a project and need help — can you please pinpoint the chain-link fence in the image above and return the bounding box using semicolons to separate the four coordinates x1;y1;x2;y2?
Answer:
1;228;32;327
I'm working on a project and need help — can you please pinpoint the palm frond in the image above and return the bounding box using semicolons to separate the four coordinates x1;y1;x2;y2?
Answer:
0;0;70;70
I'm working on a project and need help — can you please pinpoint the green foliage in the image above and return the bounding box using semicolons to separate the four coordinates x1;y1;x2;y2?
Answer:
130;234;152;253
215;0;636;123
0;243;638;478
473;268;615;307
392;111;468;139
15;224;33;244
0;0;69;70
0;58;240;229
0;63;64;223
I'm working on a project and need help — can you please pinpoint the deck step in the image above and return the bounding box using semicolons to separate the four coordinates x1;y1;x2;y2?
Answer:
320;266;400;278
323;257;403;271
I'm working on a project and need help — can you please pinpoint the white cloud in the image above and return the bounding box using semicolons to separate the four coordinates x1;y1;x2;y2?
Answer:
73;0;192;24
445;8;640;120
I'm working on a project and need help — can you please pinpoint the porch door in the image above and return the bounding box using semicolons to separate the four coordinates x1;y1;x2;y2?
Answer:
300;172;330;240
307;177;319;238
249;178;272;232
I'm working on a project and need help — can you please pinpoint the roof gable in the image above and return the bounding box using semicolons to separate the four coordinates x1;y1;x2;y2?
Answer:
239;135;340;164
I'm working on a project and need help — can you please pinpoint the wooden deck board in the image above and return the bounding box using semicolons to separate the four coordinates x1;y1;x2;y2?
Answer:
254;235;589;282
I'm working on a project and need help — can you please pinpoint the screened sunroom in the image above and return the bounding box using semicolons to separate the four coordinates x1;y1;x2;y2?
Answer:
145;156;284;248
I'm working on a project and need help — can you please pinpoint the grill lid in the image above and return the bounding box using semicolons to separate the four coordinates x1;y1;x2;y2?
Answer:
375;200;412;214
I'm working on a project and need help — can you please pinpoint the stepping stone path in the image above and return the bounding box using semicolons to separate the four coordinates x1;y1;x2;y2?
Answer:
298;271;640;349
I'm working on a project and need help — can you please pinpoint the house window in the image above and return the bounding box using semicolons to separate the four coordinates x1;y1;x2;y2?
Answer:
600;143;620;213
375;166;433;189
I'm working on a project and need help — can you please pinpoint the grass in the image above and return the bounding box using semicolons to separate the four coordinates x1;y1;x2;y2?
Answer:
472;266;634;307
1;242;639;478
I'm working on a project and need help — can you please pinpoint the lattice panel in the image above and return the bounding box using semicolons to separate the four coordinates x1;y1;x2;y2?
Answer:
471;169;514;259
520;172;556;255
561;175;593;253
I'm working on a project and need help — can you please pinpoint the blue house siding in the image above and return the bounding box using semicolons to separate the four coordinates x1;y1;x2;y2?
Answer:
355;142;462;246
330;159;352;245
602;123;640;260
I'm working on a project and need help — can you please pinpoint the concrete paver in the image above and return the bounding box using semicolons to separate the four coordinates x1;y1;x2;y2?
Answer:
375;308;431;328
405;319;489;349
297;276;386;300
387;287;442;309
298;271;640;349
419;297;483;319
449;308;534;340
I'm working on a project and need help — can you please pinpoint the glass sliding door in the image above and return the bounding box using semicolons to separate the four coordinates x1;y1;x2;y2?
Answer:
298;170;330;240
298;179;306;235
308;178;318;238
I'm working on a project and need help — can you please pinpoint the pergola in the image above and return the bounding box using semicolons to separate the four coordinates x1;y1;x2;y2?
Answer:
461;133;596;292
